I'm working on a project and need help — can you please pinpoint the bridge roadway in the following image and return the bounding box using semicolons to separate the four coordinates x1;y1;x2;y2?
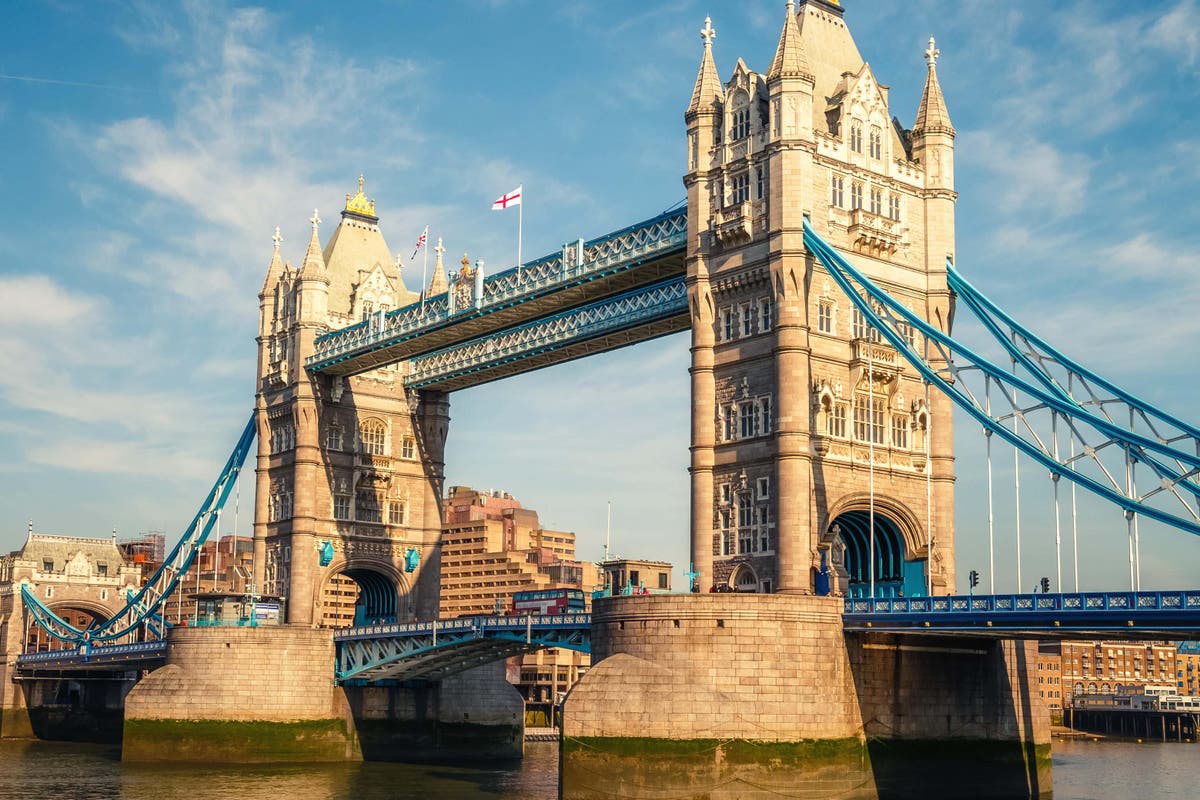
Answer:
17;591;1200;680
305;209;687;385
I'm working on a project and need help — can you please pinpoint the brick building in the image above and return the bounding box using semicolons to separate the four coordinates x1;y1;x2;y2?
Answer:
1048;640;1178;706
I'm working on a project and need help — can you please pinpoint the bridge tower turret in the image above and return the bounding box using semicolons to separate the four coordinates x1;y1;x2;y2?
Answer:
687;1;957;597
253;179;447;626
684;15;724;597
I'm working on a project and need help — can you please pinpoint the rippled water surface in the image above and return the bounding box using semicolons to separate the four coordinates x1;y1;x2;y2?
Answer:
0;738;1193;799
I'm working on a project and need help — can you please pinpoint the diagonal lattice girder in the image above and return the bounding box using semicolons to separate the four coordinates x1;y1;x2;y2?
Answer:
404;278;688;390
947;264;1200;511
307;210;687;374
23;415;256;646
335;615;591;683
802;219;1200;538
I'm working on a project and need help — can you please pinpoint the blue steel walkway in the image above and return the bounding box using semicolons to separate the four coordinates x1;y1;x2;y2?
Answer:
306;211;686;380
334;614;591;683
15;641;167;673
843;591;1200;640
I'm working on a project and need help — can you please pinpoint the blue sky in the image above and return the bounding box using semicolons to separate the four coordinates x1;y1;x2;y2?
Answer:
1;1;1198;593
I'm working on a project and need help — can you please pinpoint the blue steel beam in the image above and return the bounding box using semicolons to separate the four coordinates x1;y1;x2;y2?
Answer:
22;416;257;646
404;278;689;392
844;591;1200;640
802;220;1200;538
334;615;591;683
306;211;687;376
15;640;168;673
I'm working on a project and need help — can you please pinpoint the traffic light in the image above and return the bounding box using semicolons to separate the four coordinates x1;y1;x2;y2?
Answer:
969;569;979;589
1040;576;1051;593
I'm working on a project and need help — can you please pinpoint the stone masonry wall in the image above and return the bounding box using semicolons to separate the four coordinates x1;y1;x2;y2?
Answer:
848;632;1051;744
125;625;338;722
564;593;863;741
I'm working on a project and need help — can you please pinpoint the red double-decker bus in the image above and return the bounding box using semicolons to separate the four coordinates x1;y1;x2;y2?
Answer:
511;588;586;616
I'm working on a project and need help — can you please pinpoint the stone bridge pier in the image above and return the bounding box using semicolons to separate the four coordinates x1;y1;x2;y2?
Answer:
562;594;1050;800
121;625;523;763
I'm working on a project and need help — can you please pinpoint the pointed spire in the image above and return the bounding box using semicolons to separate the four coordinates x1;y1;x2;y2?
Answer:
687;16;724;116
260;226;284;297
427;237;448;295
913;37;954;137
767;1;813;83
299;209;329;281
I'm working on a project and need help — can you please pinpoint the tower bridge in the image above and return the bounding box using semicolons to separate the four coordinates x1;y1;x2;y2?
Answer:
7;1;1200;793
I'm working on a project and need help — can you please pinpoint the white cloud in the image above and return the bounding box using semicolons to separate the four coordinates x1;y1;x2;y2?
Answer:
0;275;97;326
1149;0;1200;68
959;131;1091;219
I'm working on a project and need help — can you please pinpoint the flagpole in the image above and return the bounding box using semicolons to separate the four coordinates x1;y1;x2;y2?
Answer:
517;184;523;284
421;228;428;317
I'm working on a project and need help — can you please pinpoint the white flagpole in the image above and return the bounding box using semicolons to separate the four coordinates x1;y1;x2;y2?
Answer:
517;184;524;284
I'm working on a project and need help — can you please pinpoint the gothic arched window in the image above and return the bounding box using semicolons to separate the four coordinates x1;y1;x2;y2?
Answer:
869;126;882;159
731;91;751;140
850;122;864;153
359;418;388;456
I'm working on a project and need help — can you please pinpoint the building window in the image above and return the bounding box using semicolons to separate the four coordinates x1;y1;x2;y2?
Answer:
42;559;53;572
401;436;416;460
269;420;295;454
732;107;751;140
889;194;901;221
658;572;669;589
97;563;107;577
723;406;736;441
389;501;406;525
356;492;381;523
870;188;882;216
758;396;772;435
720;483;732;505
325;425;343;451
359;419;387;456
853;393;886;444
759;298;773;332
828;404;848;438
739;402;757;439
757;477;770;500
852;306;881;342
732;172;750;205
831;174;844;208
741;304;753;337
869;126;882;160
851;182;863;210
756;170;765;200
850;122;863;153
333;494;352;521
721;307;735;342
892;415;909;448
817;300;834;333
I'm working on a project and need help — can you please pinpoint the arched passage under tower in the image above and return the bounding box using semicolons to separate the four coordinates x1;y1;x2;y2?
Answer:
317;564;403;628
826;509;927;599
25;604;110;653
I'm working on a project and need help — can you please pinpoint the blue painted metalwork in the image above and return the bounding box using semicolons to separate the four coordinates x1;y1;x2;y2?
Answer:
844;591;1200;639
404;277;688;390
22;415;257;645
319;540;334;567
334;614;590;682
307;210;687;374
802;220;1200;537
404;547;419;573
16;640;168;671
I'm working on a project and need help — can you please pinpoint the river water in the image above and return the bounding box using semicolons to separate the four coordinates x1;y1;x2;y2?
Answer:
0;739;1191;799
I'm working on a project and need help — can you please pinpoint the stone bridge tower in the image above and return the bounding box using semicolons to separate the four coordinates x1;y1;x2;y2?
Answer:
686;0;957;597
254;180;448;625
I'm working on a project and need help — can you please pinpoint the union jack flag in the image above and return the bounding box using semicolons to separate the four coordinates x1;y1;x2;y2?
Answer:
410;225;429;260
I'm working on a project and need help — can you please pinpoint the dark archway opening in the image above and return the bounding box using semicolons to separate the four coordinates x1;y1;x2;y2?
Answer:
833;510;926;598
319;568;398;628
